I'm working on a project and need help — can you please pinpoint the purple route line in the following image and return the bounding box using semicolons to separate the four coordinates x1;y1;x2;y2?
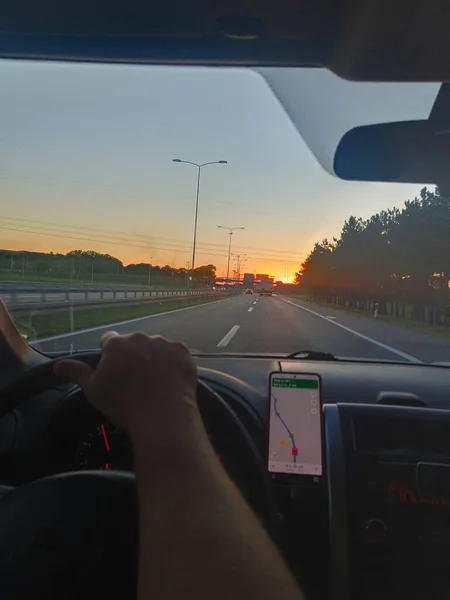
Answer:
272;394;296;448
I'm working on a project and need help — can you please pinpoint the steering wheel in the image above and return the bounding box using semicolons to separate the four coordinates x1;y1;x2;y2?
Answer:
0;351;280;599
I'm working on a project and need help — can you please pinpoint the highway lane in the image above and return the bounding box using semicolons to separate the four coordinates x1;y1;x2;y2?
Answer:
277;297;450;363
34;295;251;353
32;294;450;363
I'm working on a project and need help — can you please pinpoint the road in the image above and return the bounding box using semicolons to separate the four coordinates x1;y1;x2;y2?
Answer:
32;294;450;363
273;396;297;447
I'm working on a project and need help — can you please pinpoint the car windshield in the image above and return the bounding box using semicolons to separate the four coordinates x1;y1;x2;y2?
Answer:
1;60;447;364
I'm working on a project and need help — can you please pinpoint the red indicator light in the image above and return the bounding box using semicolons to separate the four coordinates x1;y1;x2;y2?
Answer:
390;479;450;506
101;424;111;452
217;454;221;461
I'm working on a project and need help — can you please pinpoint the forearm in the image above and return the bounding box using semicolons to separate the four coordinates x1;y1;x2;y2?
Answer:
132;410;305;600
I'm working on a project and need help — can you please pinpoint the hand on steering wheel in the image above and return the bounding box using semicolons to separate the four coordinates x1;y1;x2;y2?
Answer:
0;332;281;599
54;331;201;450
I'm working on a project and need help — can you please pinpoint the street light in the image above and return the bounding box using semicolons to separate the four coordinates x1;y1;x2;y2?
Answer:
185;261;190;289
232;252;248;281
218;226;245;280
148;256;153;287
173;159;227;273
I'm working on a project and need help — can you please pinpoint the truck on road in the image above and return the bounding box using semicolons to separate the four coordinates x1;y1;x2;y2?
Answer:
243;273;255;289
255;277;274;296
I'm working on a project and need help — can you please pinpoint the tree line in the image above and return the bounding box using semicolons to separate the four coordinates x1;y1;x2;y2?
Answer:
296;186;450;326
0;249;216;286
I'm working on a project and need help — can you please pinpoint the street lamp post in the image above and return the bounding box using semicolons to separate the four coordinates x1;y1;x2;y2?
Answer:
232;253;247;281
217;226;245;280
148;256;153;287
185;261;190;289
173;159;227;273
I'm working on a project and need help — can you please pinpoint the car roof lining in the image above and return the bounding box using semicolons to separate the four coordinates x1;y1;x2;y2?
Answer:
0;0;449;81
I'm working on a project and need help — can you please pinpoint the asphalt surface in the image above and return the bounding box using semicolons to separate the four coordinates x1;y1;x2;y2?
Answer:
32;294;450;364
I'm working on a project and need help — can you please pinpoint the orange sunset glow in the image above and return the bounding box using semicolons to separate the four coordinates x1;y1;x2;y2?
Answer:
3;60;422;290
0;226;301;280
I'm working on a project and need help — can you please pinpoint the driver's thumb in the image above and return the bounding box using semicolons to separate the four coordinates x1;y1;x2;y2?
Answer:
54;359;94;389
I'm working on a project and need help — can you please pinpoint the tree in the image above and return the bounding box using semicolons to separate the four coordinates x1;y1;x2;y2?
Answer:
36;262;50;274
297;186;450;324
191;264;216;285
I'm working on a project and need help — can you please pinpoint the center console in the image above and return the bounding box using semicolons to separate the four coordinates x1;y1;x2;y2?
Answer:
326;403;450;600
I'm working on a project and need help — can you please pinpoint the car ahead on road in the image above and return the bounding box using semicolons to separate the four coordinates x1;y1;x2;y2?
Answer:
2;6;450;600
245;289;253;295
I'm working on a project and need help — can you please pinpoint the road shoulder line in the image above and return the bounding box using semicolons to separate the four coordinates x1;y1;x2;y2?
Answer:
279;297;422;364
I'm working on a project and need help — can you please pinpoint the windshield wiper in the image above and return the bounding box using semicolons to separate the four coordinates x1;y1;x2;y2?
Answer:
285;350;339;361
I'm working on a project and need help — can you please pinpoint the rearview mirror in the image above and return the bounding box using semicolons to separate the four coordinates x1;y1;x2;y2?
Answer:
333;120;450;185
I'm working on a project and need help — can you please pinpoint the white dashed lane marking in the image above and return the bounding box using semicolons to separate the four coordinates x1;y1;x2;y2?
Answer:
217;325;240;348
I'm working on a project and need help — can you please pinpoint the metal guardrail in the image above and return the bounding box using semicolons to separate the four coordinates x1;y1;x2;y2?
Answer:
1;288;214;307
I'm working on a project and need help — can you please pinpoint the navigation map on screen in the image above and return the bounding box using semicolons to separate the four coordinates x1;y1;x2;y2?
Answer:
268;374;323;477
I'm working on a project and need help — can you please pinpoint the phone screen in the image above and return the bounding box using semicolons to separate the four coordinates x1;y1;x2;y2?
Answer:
267;373;324;485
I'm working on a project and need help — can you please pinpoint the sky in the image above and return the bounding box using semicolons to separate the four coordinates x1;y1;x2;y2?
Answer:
0;60;440;282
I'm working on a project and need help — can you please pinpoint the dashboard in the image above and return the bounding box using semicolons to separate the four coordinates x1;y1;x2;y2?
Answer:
2;355;450;600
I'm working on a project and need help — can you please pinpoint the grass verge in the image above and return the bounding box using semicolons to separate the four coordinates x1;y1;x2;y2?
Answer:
15;296;223;340
288;294;450;341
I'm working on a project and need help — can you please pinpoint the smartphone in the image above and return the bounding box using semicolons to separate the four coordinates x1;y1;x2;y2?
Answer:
267;372;324;486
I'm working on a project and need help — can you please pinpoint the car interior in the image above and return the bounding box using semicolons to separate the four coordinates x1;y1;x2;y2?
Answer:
2;1;450;599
